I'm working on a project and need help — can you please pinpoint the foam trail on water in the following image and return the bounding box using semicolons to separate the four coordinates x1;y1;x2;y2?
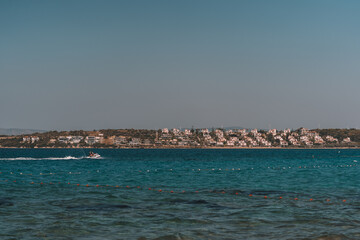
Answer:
0;156;85;161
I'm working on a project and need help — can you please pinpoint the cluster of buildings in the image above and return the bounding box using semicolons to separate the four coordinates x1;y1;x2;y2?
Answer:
22;136;40;143
56;136;84;144
18;127;353;148
155;127;351;148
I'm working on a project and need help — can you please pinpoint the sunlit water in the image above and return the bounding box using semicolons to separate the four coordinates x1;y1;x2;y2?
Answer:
1;148;360;239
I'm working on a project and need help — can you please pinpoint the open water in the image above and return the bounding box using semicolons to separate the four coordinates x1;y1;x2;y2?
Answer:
1;148;360;240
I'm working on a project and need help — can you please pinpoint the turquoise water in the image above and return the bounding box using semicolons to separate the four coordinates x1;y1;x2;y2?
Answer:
1;149;360;239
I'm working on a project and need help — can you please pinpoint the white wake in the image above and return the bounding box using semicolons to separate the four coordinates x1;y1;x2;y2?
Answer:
0;156;84;161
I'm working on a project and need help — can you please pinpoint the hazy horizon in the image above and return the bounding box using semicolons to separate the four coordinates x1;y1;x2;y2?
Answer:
1;0;360;131
1;126;358;135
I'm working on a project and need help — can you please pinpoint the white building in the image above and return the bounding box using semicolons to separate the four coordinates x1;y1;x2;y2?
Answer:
226;141;234;146
251;129;258;134
201;129;209;134
314;135;325;144
268;129;277;136
58;136;69;144
85;136;101;145
325;136;338;143
215;129;224;137
226;130;234;135
300;136;309;142
236;129;247;135
238;140;247;147
68;136;83;144
300;128;309;135
129;138;141;146
284;128;291;134
114;136;127;145
274;135;283;141
23;136;39;143
216;141;224;146
184;129;192;135
172;128;180;135
288;136;300;146
23;136;40;143
230;137;239;142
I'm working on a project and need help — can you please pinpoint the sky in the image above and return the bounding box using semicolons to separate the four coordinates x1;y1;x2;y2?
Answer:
1;0;360;131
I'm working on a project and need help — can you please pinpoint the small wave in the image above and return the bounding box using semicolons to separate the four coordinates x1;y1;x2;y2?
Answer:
84;157;104;160
0;156;83;161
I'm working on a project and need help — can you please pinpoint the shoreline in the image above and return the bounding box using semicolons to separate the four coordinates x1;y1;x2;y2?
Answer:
1;146;359;150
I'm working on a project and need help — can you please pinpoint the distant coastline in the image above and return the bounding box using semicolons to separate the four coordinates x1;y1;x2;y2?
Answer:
0;128;46;136
1;146;359;149
0;127;359;149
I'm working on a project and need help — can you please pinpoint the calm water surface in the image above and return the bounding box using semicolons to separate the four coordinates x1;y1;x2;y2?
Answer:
1;148;360;239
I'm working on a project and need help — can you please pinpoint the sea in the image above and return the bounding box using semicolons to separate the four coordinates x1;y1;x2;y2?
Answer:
1;148;360;240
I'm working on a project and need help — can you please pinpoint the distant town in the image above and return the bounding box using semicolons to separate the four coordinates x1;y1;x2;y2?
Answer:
0;127;359;149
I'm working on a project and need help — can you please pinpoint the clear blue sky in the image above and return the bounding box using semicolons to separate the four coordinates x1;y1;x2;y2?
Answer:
1;0;360;130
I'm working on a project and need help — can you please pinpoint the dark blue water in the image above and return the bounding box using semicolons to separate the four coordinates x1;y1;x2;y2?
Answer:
1;149;360;239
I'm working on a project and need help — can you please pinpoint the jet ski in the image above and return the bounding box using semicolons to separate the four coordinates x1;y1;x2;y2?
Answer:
87;151;101;159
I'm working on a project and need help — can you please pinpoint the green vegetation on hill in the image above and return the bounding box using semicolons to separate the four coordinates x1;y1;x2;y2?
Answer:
99;129;156;138
314;128;360;142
